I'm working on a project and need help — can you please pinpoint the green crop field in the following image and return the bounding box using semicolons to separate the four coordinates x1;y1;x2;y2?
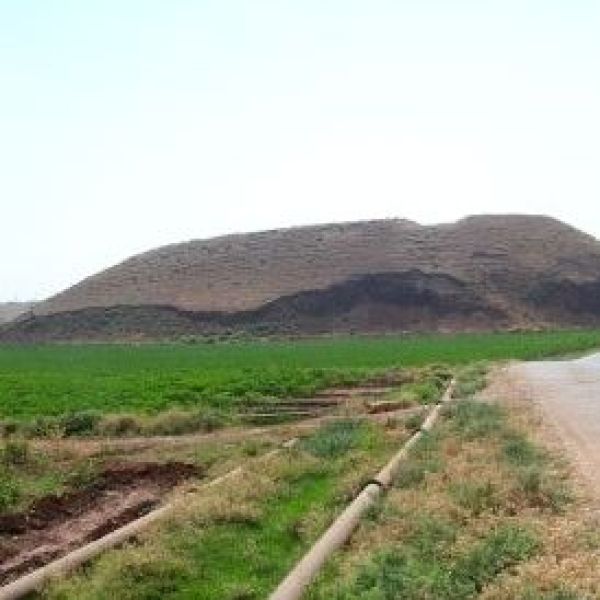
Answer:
0;330;599;421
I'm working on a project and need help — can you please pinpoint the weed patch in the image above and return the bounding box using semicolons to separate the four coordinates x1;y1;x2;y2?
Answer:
1;438;30;466
453;525;538;593
453;363;488;399
300;420;370;459
0;473;20;510
329;521;537;599
449;480;500;516
512;466;572;513
448;400;504;439
502;432;542;467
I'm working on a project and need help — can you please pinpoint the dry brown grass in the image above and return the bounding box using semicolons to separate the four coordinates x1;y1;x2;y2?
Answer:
481;375;600;598
309;381;599;599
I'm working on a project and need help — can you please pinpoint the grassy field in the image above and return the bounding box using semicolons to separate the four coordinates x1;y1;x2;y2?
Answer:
1;332;599;598
44;418;411;599
0;330;599;422
41;367;600;599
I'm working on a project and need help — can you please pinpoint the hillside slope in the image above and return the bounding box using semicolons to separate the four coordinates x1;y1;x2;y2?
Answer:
0;303;35;325
3;215;600;340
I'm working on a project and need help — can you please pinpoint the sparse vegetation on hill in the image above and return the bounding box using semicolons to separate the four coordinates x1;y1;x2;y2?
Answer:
4;215;600;340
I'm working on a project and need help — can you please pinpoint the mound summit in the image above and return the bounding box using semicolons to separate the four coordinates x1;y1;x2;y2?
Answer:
4;215;600;341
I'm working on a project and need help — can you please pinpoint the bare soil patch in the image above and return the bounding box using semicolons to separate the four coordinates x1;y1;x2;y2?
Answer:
0;461;200;584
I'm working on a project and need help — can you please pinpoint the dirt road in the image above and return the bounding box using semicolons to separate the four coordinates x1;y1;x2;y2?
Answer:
506;352;600;494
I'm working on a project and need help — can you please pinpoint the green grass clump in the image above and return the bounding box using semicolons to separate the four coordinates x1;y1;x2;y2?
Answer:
399;381;442;405
395;367;451;406
96;414;142;437
333;522;537;599
448;400;504;439
301;420;369;458
141;409;226;436
403;411;424;433
514;466;572;514
449;480;500;516
502;432;543;467
0;473;20;510
1;437;30;466
392;431;443;490
451;525;539;593
394;463;429;489
499;432;571;513
1;407;228;439
452;363;488;399
0;438;72;513
60;411;102;436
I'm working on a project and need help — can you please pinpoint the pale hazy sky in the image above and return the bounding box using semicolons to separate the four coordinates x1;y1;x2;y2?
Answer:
1;1;599;302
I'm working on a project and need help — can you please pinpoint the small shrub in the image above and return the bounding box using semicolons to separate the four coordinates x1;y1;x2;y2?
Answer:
23;416;63;438
518;466;543;495
448;400;504;439
0;474;20;511
339;516;457;598
450;481;499;516
97;415;142;437
412;430;440;460
143;410;196;436
423;364;453;383
394;432;442;489
404;412;423;433
394;463;428;489
406;515;458;558
242;440;261;456
60;411;101;436
452;363;488;399
1;438;29;466
301;420;367;458
514;467;572;513
453;525;538;593
399;380;443;405
0;419;19;437
503;432;542;467
195;409;226;433
142;409;226;436
67;460;100;489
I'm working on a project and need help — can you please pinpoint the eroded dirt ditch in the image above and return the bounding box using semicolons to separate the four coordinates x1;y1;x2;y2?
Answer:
0;461;201;584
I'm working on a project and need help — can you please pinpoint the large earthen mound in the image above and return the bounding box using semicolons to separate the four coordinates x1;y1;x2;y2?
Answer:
0;303;35;325
4;215;600;340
